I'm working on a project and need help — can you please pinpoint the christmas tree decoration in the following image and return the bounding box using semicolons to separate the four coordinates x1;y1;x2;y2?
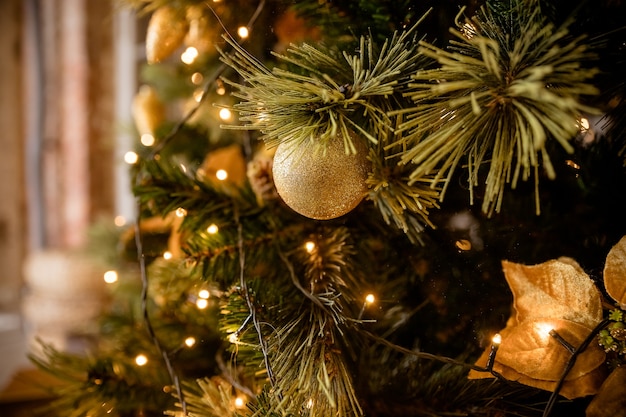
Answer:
586;366;626;417
469;258;606;399
146;5;189;64
393;4;599;215
272;130;370;220
184;4;221;57
603;235;626;309
131;84;165;137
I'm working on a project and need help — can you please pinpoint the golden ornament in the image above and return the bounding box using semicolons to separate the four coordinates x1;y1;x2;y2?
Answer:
132;85;165;136
146;6;188;64
272;131;370;220
469;258;606;399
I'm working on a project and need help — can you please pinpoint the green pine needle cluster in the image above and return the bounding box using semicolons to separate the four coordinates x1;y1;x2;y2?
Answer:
392;5;599;215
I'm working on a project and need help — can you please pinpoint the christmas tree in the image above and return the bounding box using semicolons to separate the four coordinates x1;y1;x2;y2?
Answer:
30;0;626;416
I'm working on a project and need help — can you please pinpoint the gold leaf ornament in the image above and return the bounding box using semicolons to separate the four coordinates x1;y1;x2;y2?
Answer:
604;235;626;309
469;258;606;399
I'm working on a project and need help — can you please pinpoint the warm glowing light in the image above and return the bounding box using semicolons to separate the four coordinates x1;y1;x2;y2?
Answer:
228;333;239;343
306;398;314;408
216;169;228;180
535;322;554;341
135;354;148;366
103;270;118;284
140;133;155;147
184;337;196;347
163;251;173;260
175;207;187;217
304;241;316;253
365;294;375;304
492;333;502;345
578;117;590;132
193;89;204;103
198;289;210;299
216;85;226;95
219;108;232;121
114;216;126;227
234;396;245;408
237;26;249;39
181;46;199;64
207;224;219;234
124;151;139;164
191;72;203;85
196;298;209;309
566;160;581;170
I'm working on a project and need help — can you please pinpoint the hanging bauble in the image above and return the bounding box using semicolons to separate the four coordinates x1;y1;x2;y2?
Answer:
132;85;165;136
272;130;370;220
146;6;188;64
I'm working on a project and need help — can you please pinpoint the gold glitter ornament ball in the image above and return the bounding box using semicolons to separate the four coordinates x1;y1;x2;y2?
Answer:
272;131;370;220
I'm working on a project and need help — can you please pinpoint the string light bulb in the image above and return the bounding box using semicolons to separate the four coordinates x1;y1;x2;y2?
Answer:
103;270;118;284
140;133;155;147
207;224;219;234
492;333;502;345
196;298;209;309
219;108;232;121
135;354;148;366
304;241;316;253
175;207;187;217
124;151;139;164
234;396;245;408
228;333;239;344
114;216;126;227
198;289;210;299
216;169;228;180
237;26;249;39
191;72;203;85
163;251;173;260
365;293;375;304
181;46;199;64
184;337;196;347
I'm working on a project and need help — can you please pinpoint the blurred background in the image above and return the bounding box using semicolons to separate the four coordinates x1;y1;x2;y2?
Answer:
0;0;138;411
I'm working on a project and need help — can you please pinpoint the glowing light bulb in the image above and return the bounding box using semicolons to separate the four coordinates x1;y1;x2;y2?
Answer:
103;270;118;284
184;337;196;347
191;72;203;85
216;169;228;181
219;108;232;121
135;354;148;366
237;26;249;39
535;322;554;342
365;294;375;304
228;333;239;343
196;298;209;309
198;289;210;299
114;216;126;227
216;85;226;95
578;116;590;132
234;396;245;408
175;207;187;217
163;251;173;260
140;133;155;147
181;46;199;64
207;224;219;234
306;398;314;408
492;333;502;345
124;151;138;164
304;241;316;253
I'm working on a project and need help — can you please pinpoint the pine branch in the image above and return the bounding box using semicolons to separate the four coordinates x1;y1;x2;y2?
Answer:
392;4;599;216
219;15;430;151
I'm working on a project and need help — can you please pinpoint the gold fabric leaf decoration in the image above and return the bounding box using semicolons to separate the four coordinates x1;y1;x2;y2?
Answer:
469;258;606;399
604;235;626;309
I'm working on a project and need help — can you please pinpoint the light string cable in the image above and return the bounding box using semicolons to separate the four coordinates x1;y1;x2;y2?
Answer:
134;210;188;415
148;0;266;157
542;318;611;417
